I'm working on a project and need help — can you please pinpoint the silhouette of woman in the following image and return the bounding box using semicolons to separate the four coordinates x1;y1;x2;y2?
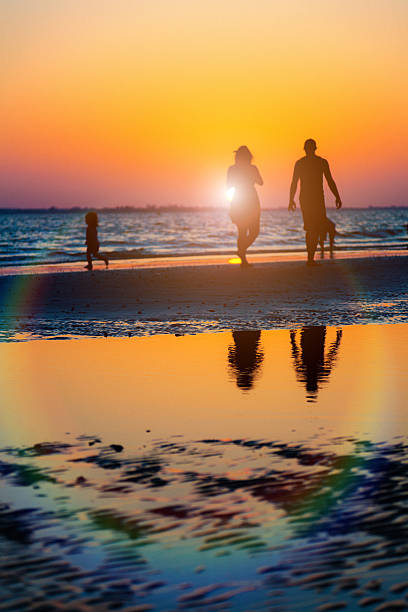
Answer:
290;327;342;401
227;146;263;266
228;330;264;391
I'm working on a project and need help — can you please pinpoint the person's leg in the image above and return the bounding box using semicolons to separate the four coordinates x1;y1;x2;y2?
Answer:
246;218;260;250
301;204;319;264
95;252;109;267
86;248;93;270
319;232;325;257
305;231;319;263
327;220;335;254
237;225;249;264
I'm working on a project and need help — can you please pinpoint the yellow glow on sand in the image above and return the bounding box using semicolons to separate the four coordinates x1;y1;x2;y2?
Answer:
228;257;242;264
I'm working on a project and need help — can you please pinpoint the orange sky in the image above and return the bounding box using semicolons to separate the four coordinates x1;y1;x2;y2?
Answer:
1;0;407;207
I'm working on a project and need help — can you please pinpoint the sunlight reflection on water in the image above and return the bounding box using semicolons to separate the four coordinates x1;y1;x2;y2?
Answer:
0;324;407;610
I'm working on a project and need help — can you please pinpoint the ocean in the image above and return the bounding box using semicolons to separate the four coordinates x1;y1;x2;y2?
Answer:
0;207;407;267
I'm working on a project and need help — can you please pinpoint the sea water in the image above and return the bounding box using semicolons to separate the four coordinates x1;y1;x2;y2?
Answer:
0;207;407;267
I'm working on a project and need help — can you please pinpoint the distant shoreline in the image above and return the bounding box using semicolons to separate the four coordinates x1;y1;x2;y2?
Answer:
1;205;408;213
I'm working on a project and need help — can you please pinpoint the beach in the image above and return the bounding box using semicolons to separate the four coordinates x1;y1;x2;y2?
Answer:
0;252;408;610
1;250;408;340
2;0;408;607
1;321;408;610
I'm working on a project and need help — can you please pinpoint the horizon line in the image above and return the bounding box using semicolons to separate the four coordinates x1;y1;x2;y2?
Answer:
1;204;408;213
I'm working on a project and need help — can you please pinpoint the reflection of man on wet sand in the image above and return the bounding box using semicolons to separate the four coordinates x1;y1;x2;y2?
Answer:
289;139;342;264
228;331;264;391
290;327;342;401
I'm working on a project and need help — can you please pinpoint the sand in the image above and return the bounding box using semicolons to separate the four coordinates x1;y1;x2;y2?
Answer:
0;250;407;339
1;253;408;610
1;248;406;278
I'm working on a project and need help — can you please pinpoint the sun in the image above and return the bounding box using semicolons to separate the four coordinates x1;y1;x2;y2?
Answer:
226;187;235;202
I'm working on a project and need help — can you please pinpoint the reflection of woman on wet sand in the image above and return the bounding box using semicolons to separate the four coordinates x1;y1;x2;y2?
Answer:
227;146;263;266
228;330;264;391
290;327;342;401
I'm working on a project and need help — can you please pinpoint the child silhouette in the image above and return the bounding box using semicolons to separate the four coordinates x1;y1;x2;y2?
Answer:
85;212;109;271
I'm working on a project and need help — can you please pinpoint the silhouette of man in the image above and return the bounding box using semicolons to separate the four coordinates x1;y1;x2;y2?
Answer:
290;327;342;401
289;139;342;264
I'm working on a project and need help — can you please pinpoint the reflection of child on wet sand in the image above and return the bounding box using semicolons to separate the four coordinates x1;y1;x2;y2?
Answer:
319;217;336;257
85;212;109;271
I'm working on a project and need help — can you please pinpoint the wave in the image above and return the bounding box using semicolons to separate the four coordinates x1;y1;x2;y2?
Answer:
340;229;404;238
47;250;75;256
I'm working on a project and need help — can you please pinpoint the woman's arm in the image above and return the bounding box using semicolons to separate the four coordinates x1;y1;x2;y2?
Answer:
253;165;263;186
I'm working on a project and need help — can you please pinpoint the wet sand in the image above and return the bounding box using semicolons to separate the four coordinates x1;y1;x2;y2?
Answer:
1;248;407;278
1;325;408;610
1;251;408;340
1;250;408;610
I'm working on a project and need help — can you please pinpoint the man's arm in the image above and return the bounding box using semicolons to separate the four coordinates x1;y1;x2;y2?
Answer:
288;162;299;211
323;160;342;209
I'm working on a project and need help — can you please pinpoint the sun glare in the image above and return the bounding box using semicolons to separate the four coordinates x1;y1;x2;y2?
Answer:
228;257;242;264
226;187;235;202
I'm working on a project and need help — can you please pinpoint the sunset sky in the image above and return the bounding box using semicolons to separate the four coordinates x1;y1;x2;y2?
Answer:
1;0;407;208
